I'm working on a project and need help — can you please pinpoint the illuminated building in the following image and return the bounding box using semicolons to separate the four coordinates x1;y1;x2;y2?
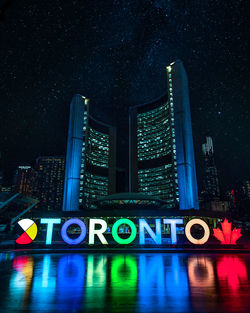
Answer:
14;165;36;196
201;136;220;200
36;156;65;211
231;180;250;216
129;60;199;210
0;186;12;193
240;180;250;200
63;95;116;211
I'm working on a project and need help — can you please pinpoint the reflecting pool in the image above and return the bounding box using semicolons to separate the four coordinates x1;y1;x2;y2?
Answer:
0;252;250;312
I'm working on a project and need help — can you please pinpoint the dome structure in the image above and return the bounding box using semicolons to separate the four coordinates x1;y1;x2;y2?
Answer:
88;192;171;210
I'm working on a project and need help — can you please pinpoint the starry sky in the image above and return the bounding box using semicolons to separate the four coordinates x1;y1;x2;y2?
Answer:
0;0;249;193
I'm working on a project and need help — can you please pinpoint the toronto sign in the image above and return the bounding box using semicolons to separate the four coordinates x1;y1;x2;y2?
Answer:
15;217;242;246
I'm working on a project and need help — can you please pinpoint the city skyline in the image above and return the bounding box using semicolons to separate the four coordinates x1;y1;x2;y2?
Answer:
0;1;249;193
0;3;250;313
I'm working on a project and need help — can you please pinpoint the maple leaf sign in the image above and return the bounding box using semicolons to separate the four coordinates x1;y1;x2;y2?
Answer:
213;219;242;244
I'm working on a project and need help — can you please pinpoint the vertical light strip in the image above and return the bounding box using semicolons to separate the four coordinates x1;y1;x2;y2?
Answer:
163;219;183;244
139;219;161;245
40;218;61;245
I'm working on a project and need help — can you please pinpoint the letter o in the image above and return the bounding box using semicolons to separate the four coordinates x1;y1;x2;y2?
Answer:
61;218;86;245
112;219;137;244
185;219;210;245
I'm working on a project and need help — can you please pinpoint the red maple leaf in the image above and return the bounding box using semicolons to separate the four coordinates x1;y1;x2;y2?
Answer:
213;219;242;244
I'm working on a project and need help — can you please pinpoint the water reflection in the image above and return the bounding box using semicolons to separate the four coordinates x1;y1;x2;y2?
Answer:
139;254;190;312
217;255;248;289
85;255;107;310
10;256;34;311
216;256;249;313
57;255;85;311
0;252;249;312
31;255;56;311
188;256;217;312
111;255;137;310
165;255;190;311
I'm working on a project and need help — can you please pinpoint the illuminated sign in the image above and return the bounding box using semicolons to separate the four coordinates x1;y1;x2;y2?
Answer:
15;219;38;244
213;219;242;244
15;218;242;246
185;219;210;245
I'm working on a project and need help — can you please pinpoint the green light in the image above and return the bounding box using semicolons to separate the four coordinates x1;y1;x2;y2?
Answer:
111;255;137;287
111;255;137;309
112;219;137;244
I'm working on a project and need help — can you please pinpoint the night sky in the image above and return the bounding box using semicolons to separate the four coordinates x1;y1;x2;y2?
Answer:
0;0;249;193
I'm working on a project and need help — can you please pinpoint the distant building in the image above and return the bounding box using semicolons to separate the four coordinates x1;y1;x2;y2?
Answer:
240;180;250;200
63;95;116;211
129;60;199;210
201;136;220;200
227;189;236;209
14;165;36;196
1;186;12;193
226;180;250;217
36;156;65;210
199;200;230;213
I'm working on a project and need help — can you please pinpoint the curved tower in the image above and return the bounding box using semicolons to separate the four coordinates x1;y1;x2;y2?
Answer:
63;95;86;211
79;114;116;208
129;60;199;210
63;95;116;211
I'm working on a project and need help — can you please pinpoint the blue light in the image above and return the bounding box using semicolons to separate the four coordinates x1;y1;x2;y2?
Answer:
40;218;61;245
63;95;85;211
138;254;190;312
57;255;85;311
165;255;190;311
30;255;56;311
138;255;164;312
163;218;183;244
139;219;161;244
61;218;87;245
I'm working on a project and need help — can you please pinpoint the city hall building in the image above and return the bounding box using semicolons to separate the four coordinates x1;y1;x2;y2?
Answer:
63;60;199;211
63;96;116;211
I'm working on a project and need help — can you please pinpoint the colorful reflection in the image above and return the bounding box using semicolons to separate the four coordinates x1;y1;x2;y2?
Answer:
30;255;56;311
188;256;215;287
84;255;107;311
216;255;250;312
139;254;190;312
57;254;85;312
8;256;34;311
165;255;190;311
217;255;248;289
139;254;164;311
187;256;217;312
111;255;137;309
1;253;250;313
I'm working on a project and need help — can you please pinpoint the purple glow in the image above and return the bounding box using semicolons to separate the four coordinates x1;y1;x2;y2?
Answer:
61;218;86;245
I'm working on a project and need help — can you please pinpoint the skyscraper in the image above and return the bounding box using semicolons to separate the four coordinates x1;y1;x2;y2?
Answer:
129;60;199;210
201;136;220;200
36;156;65;210
63;95;116;211
14;165;36;196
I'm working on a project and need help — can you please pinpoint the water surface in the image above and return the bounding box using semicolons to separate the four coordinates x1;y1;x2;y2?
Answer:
0;252;249;313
